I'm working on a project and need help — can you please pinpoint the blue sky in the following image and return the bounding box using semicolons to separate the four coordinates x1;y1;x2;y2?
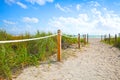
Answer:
0;0;120;35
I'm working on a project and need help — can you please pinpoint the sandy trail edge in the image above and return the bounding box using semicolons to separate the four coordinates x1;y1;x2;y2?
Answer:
13;39;120;80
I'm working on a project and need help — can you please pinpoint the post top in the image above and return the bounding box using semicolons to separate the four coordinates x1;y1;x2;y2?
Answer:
57;29;61;34
58;29;60;31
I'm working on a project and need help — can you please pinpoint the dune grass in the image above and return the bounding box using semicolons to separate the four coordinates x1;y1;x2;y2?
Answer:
115;37;120;48
0;30;85;79
62;35;84;49
0;30;57;79
102;36;120;49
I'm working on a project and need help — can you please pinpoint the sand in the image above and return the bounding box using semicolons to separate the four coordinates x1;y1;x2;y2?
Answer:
13;39;120;80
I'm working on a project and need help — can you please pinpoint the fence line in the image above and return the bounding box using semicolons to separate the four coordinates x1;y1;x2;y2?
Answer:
115;34;117;45
102;33;120;45
78;34;80;48
0;30;89;61
0;34;57;44
87;34;89;44
109;34;111;44
62;35;77;39
83;34;86;45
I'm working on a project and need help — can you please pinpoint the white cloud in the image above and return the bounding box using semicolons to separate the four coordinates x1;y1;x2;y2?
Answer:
90;1;101;7
91;8;120;29
23;17;39;23
5;0;28;9
94;2;100;7
55;3;71;12
5;0;15;5
26;0;53;5
3;20;16;24
48;14;93;34
5;0;54;7
55;3;65;12
16;2;27;9
76;4;81;11
48;7;120;35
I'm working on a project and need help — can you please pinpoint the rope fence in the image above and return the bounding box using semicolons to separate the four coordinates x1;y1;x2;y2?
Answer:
0;30;89;61
62;35;77;39
0;34;57;44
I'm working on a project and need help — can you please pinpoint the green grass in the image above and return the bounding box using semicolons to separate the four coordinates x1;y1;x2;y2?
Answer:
0;30;57;79
62;35;84;49
102;37;120;49
0;30;85;79
114;37;120;48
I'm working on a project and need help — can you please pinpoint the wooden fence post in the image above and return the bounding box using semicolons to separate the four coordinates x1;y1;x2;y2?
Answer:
57;30;61;61
84;34;86;45
78;33;80;48
87;34;88;44
104;35;106;41
109;34;110;44
115;34;117;45
101;35;102;41
104;35;105;41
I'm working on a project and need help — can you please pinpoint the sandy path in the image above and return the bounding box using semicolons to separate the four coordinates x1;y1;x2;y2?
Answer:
13;39;120;80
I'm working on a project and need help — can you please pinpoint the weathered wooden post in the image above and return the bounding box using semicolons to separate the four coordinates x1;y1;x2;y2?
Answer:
84;34;86;45
57;30;61;61
119;33;120;37
115;34;117;45
104;35;106;41
109;34;111;44
104;35;105;41
78;33;80;48
87;34;88;44
101;35;102;41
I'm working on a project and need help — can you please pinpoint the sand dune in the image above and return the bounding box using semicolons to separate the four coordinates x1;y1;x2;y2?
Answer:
13;39;120;80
